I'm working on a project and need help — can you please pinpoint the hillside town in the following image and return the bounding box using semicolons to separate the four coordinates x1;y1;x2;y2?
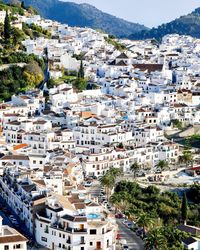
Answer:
0;4;200;250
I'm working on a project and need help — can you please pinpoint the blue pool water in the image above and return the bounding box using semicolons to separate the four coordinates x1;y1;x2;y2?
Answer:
87;213;101;219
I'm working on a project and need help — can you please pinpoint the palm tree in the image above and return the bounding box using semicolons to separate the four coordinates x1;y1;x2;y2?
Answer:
136;213;154;234
130;162;141;178
179;150;193;168
110;191;131;214
156;160;169;172
145;228;167;250
109;167;123;179
100;174;115;199
110;193;121;213
100;168;123;199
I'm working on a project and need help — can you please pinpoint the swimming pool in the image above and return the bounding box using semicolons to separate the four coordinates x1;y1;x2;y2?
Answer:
87;213;101;219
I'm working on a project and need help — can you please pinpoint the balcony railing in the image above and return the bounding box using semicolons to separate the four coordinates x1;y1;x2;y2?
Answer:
51;224;87;234
74;228;87;233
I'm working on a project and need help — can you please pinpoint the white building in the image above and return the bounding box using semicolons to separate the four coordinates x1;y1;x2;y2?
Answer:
35;195;117;250
0;216;27;250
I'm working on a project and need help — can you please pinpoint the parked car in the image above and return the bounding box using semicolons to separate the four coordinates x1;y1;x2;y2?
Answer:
123;246;129;250
120;239;127;245
136;228;145;238
123;219;128;225
100;191;105;195
155;168;162;174
136;171;145;177
116;233;121;240
147;176;154;182
84;181;92;187
11;218;17;224
115;213;123;219
126;222;133;228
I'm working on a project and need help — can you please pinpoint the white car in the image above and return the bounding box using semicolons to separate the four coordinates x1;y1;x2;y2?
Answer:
84;181;92;187
120;239;127;245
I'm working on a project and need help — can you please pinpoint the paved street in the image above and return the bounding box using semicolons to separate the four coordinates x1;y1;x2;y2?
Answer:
87;181;102;198
0;210;13;228
117;219;144;250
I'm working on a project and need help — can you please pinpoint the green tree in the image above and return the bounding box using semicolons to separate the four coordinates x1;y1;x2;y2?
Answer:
188;183;200;203
100;168;122;199
4;11;11;41
78;60;84;79
179;150;193;168
110;192;130;214
156;160;169;171
73;77;87;91
11;27;26;45
172;119;183;130
136;213;154;234
100;174;115;199
145;228;167;250
130;162;141;178
109;167;123;179
21;1;25;8
23;61;44;88
163;226;188;249
181;192;188;225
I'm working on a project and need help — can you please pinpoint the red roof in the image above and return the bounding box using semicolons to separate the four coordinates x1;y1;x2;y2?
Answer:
188;166;200;171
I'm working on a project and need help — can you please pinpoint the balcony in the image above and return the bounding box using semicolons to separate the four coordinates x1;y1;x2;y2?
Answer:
74;228;87;233
66;239;71;244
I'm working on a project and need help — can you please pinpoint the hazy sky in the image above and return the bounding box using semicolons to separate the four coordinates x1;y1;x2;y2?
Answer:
66;0;200;27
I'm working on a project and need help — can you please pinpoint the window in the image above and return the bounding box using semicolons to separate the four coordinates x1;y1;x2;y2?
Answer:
40;223;42;227
16;245;21;249
33;160;36;164
90;229;96;235
4;246;9;250
41;237;47;242
81;248;84;250
90;242;93;246
40;161;43;164
44;225;49;233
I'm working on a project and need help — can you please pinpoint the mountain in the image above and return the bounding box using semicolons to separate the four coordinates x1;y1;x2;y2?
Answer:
129;8;200;40
15;0;148;38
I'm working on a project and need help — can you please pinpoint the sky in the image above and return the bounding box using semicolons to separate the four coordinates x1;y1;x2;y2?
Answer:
66;0;200;28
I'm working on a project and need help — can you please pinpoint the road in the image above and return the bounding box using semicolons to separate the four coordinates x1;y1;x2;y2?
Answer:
38;50;49;91
87;181;101;198
87;181;144;250
117;219;144;250
0;210;13;228
0;63;26;71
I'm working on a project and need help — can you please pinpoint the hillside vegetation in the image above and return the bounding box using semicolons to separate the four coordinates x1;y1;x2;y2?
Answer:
19;0;148;38
130;8;200;40
0;1;46;101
